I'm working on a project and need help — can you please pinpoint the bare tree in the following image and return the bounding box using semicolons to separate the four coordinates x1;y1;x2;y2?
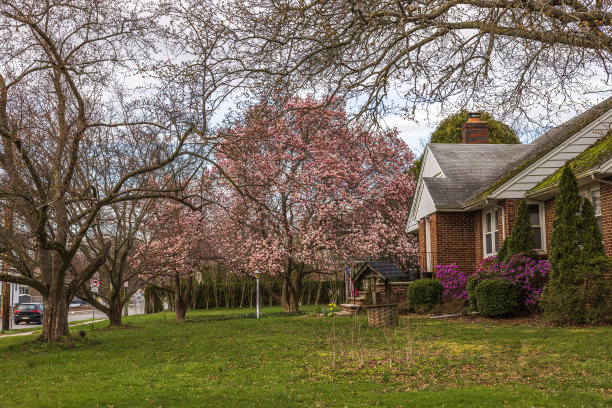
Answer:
76;199;153;327
234;0;612;129
0;0;235;341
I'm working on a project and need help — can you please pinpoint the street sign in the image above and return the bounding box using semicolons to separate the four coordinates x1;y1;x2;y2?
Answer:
90;279;99;293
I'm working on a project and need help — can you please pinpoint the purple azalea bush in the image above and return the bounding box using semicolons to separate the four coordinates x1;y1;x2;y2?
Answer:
435;263;468;301
436;254;550;307
474;254;550;306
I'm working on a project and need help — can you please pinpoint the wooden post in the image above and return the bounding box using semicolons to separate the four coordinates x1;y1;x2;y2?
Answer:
370;276;376;306
385;279;391;304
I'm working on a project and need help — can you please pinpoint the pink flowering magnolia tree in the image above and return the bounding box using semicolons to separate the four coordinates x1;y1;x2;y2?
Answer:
134;200;211;321
212;97;417;312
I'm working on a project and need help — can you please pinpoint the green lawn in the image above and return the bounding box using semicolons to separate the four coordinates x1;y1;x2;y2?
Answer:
0;307;610;407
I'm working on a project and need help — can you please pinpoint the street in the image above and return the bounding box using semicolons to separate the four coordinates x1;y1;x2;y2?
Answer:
1;298;145;330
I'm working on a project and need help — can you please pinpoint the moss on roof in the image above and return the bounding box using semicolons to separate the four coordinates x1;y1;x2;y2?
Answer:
530;132;612;193
467;97;612;204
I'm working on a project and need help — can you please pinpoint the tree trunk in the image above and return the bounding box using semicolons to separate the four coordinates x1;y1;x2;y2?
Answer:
108;301;123;327
40;286;69;341
281;277;300;313
173;275;191;321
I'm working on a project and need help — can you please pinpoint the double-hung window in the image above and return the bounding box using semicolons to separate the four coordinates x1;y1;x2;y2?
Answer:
579;185;602;233
483;209;499;256
528;203;544;251
591;189;602;232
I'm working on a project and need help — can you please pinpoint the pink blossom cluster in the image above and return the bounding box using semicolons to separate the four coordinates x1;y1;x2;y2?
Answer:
435;263;469;301
211;96;418;278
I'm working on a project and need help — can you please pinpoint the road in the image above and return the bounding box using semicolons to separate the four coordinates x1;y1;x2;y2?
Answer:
1;298;145;330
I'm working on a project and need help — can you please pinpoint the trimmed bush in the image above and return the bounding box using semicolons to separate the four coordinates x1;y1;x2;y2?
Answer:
474;279;524;318
407;279;443;312
467;255;549;312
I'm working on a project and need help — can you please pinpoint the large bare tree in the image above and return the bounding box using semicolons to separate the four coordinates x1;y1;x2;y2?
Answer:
234;0;611;128
0;0;235;340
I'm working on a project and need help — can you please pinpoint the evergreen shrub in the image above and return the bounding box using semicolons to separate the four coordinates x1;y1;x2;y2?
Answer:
474;279;524;317
497;199;536;262
540;165;612;324
407;279;443;312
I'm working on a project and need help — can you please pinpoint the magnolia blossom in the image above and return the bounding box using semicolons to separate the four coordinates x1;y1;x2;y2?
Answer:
213;96;416;275
210;96;417;310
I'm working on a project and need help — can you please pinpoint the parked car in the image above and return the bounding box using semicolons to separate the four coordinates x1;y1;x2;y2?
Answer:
14;303;43;325
69;297;88;308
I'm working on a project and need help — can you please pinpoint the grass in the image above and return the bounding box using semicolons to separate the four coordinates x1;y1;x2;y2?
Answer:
0;307;610;407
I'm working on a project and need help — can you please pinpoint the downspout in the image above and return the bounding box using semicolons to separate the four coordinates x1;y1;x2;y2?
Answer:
592;174;612;185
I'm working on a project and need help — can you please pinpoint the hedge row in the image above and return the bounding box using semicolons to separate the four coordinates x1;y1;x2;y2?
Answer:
192;278;346;309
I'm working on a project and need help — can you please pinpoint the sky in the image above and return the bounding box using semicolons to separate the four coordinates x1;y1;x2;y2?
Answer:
383;115;436;157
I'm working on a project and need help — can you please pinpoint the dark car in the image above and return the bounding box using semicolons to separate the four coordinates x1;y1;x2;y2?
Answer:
14;303;44;325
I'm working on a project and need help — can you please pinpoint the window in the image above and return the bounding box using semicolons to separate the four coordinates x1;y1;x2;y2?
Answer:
425;217;432;272
528;204;544;250
579;185;603;234
591;189;602;232
483;209;499;256
19;287;28;295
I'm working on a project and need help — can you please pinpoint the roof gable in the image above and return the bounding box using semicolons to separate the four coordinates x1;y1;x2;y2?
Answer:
422;144;533;207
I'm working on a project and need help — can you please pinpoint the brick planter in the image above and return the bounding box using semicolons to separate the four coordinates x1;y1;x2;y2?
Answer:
340;303;362;315
366;304;398;327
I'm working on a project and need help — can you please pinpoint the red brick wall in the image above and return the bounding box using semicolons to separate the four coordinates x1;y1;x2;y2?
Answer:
501;199;521;237
474;210;483;265
432;212;477;274
544;198;555;254
462;122;489;144
415;181;612;280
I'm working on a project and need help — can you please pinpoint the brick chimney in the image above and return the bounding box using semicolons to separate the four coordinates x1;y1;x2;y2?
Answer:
462;112;489;144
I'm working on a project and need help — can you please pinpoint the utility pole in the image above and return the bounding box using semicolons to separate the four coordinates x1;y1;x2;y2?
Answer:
2;208;13;331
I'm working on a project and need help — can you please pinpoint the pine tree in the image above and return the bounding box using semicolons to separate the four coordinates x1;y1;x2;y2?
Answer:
540;165;611;324
547;165;583;284
498;198;536;262
579;198;606;259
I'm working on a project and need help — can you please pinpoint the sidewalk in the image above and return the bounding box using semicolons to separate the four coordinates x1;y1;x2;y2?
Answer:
0;318;108;338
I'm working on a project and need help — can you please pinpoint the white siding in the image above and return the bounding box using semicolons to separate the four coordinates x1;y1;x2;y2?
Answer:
415;184;436;221
421;147;443;178
491;112;612;198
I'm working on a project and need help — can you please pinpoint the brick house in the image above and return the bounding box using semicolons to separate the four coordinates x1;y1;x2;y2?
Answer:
407;98;612;275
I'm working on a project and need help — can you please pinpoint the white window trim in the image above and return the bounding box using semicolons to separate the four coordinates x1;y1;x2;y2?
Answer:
482;207;500;257
579;182;602;231
526;200;546;254
425;217;432;272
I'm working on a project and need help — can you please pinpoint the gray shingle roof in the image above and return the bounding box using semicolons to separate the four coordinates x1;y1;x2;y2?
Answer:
471;97;612;201
424;144;534;207
531;97;612;150
423;96;612;208
352;261;407;281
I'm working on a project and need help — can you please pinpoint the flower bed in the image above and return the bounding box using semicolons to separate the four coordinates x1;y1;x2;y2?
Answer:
435;263;468;302
436;254;550;309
